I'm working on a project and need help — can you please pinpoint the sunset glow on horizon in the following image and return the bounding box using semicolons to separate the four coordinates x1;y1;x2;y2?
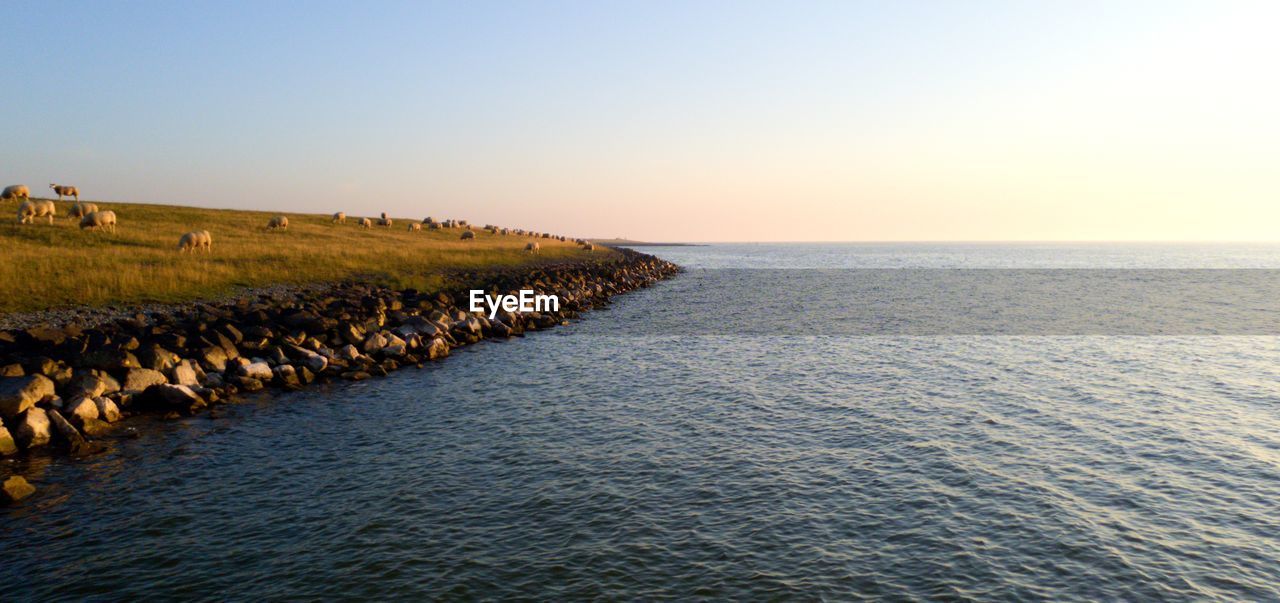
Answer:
4;0;1277;242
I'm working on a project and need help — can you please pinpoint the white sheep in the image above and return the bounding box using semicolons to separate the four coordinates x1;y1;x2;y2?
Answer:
17;199;56;224
68;202;99;219
49;183;79;201
408;222;421;232
377;212;393;227
1;184;30;202
460;229;475;241
177;230;212;253
359;217;373;228
267;215;289;230
79;210;117;233
427;221;441;229
332;212;346;224
525;242;540;254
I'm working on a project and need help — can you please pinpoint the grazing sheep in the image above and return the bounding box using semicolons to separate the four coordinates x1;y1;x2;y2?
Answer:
68;202;99;219
79;210;117;233
525;242;540;254
460;229;475;241
408;222;421;232
583;243;595;251
17;199;56;224
500;228;510;235
267;215;289;230
332;212;346;224
177;230;212;253
1;184;30;202
49;183;79;202
359;217;373;228
422;217;435;225
427;221;441;229
377;212;393;227
541;233;551;239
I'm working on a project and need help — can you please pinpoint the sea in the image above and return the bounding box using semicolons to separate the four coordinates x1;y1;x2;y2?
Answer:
3;243;1279;600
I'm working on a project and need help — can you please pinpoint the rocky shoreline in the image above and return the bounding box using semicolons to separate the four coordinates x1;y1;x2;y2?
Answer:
0;249;679;501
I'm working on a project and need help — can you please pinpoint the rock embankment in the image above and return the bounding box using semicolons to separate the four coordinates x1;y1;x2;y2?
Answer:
0;249;679;465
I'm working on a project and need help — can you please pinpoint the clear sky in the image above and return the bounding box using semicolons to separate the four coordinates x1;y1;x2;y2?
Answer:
4;1;1277;241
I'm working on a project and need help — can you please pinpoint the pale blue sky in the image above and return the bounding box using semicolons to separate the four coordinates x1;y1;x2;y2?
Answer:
4;1;1277;240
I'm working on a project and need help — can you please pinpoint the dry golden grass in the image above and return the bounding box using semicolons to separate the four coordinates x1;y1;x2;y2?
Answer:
0;198;611;314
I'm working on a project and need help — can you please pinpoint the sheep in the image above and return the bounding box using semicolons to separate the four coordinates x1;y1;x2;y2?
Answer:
16;201;33;224
583;243;595;251
17;199;56;224
68;202;99;219
422;217;435;225
427;221;441;230
177;230;212;253
332;212;346;224
49;183;79;202
541;233;551;239
408;222;421;232
79;210;117;233
460;229;475;241
1;184;30;202
525;242;540;254
377;212;393;227
267;215;289;230
500;228;510;235
359;217;373;228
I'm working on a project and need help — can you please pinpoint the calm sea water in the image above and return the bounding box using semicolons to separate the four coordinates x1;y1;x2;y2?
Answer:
4;243;1280;600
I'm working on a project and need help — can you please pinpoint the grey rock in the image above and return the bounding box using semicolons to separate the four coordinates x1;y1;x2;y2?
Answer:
13;407;51;449
1;476;35;504
0;374;56;418
122;368;169;393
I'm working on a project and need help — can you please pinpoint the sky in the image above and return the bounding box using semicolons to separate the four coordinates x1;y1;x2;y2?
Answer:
3;0;1278;242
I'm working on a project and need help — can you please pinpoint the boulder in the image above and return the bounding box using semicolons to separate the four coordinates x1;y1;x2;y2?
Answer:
48;409;95;456
0;374;56;418
170;361;200;386
287;346;328;373
66;372;108;399
230;376;264;392
64;395;100;424
13;408;51;449
138;344;181;372
272;365;301;389
336;345;360;361
425;338;450;360
140;384;207;414
79;348;141;371
1;476;35;504
361;332;388;354
198;346;228;372
0;424;17;456
339;322;365;346
238;362;273;381
95;397;123;423
122;368;169;393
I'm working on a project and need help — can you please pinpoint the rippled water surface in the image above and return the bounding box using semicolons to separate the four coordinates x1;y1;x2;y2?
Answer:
4;244;1280;600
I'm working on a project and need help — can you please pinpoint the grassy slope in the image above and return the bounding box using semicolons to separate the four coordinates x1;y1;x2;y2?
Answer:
0;198;612;314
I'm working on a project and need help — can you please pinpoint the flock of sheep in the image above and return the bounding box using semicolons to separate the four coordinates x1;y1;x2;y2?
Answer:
1;183;597;254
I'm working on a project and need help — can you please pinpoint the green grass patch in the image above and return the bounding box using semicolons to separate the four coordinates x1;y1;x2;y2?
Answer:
0;198;612;314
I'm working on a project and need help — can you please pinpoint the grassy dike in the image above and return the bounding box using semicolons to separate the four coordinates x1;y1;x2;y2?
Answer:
0;199;679;474
0;198;611;315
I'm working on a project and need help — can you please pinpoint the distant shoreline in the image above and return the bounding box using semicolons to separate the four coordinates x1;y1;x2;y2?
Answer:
589;239;707;247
